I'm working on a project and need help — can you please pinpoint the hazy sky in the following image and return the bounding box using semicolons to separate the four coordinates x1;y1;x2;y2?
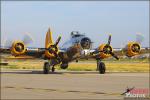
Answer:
1;1;149;48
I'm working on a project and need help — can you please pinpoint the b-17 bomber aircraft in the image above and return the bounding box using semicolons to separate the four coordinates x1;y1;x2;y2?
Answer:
0;28;149;74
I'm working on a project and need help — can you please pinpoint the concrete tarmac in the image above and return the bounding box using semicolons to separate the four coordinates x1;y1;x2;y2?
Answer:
1;69;149;99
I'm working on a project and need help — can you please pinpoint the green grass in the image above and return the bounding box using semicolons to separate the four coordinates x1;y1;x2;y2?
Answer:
1;58;149;72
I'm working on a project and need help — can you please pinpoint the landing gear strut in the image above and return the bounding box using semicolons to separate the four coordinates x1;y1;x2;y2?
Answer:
52;66;55;72
97;59;106;74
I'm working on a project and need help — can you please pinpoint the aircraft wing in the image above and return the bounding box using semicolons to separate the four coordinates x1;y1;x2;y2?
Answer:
0;45;69;60
0;46;46;59
0;28;63;59
87;35;149;60
84;46;149;61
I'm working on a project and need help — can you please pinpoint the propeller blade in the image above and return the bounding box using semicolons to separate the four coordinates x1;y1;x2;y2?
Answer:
136;32;144;44
45;28;53;48
44;27;61;59
55;36;61;46
22;33;33;45
107;34;111;45
110;52;119;60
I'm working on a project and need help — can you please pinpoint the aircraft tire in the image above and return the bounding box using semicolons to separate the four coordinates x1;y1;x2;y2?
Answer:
43;62;50;74
98;62;106;74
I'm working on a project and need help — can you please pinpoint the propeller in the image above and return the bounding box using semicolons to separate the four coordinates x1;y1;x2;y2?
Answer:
136;32;144;44
4;33;34;52
46;35;62;57
131;44;140;53
22;33;34;45
4;33;33;47
99;34;119;60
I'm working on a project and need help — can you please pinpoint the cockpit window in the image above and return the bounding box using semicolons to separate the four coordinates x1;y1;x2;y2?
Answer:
71;31;84;38
73;34;82;38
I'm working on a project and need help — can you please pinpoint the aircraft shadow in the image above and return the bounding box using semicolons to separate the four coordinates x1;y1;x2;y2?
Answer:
0;70;101;75
0;71;63;74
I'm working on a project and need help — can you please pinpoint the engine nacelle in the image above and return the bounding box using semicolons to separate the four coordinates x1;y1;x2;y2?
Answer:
124;42;141;57
98;44;113;59
45;43;58;59
11;41;26;56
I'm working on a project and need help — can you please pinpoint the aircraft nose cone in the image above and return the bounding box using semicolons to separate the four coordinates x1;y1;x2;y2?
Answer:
80;37;91;49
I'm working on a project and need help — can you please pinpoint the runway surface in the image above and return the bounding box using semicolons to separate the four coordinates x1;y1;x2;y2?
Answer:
1;69;149;99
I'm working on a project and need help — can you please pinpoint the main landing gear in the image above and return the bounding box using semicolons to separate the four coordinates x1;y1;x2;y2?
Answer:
97;59;106;74
43;62;55;74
